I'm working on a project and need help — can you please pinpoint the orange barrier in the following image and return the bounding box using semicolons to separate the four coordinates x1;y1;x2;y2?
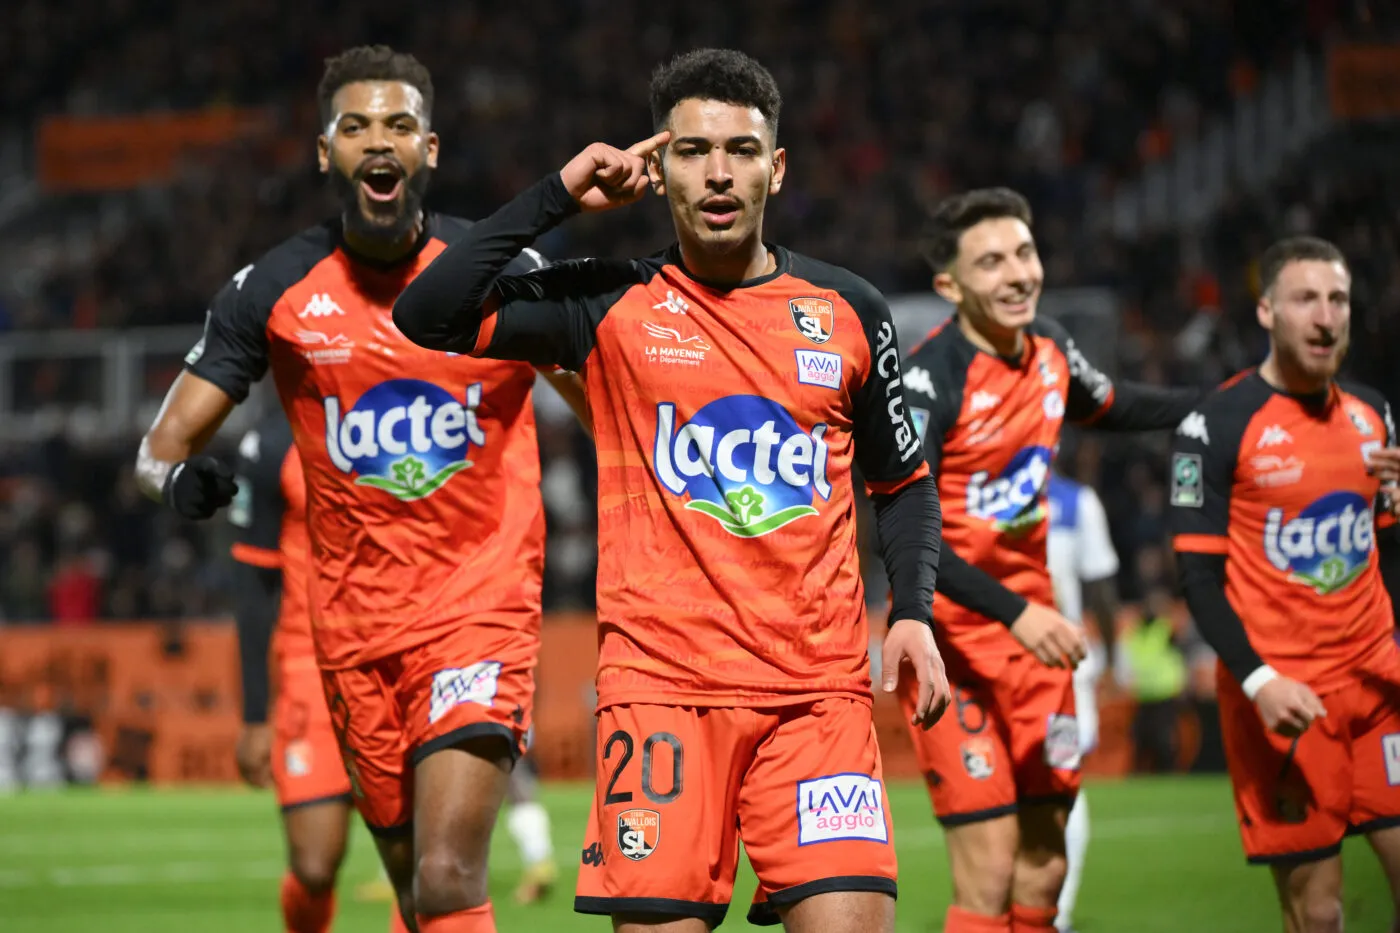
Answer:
1328;43;1400;121
36;107;274;192
0;616;1170;784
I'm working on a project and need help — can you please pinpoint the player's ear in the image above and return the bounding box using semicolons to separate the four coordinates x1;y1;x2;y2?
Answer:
648;150;666;197
768;147;786;196
425;130;440;171
1256;295;1274;331
317;134;331;174
933;270;961;305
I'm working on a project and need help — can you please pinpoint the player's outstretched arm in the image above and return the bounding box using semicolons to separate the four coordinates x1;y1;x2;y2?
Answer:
1050;321;1202;431
393;133;668;361
136;372;239;518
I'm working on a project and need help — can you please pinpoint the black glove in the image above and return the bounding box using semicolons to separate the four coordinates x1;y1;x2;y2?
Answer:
162;455;238;520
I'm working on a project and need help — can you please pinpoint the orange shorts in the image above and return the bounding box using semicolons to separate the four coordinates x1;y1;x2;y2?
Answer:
319;622;536;834
1218;652;1400;864
574;698;897;927
272;653;352;810
899;650;1080;824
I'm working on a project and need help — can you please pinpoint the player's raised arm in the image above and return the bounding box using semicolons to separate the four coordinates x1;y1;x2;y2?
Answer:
392;134;668;368
1049;320;1202;431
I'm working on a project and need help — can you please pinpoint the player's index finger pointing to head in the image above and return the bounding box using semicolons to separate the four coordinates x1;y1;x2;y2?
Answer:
627;130;671;157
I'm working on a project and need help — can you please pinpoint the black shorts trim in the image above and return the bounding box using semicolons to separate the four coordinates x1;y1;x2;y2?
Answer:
1348;814;1400;837
409;723;520;767
937;802;1019;827
364;818;414;839
574;895;729;927
1246;841;1343;866
747;875;897;926
1020;793;1077;811
280;792;354;814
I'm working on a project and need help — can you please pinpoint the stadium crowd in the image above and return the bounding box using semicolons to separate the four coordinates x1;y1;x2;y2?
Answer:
0;0;1395;676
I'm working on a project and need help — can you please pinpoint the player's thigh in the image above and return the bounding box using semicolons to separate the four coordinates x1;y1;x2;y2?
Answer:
943;813;1020;914
1365;824;1400;896
412;734;514;908
778;889;894;933
899;670;1018;824
1004;657;1080;809
321;661;412;834
1345;670;1400;837
397;619;536;772
1217;670;1350;863
740;698;897;927
575;705;748;928
273;659;353;810
281;798;353;890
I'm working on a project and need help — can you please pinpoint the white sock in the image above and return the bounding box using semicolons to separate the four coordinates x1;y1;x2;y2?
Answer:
506;801;554;867
1057;792;1089;930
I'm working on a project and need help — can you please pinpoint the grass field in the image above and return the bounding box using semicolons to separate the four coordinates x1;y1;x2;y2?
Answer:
0;777;1391;932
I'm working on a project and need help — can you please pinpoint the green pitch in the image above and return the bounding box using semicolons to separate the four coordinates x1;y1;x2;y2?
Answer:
0;777;1391;932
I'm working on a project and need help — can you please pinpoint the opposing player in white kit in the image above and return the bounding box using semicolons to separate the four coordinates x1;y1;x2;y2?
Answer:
1045;470;1120;933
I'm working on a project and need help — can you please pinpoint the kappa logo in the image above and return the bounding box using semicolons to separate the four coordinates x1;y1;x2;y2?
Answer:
617;808;660;861
300;293;345;318
969;391;1001;414
1257;425;1292;448
790;297;834;345
1177;412;1210;445
652;290;690;315
904;366;935;399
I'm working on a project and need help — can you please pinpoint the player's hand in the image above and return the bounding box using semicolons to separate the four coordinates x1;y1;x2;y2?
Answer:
1364;447;1400;485
559;131;670;213
1010;603;1086;669
162;455;238;520
1254;676;1327;738
881;619;951;730
235;724;273;788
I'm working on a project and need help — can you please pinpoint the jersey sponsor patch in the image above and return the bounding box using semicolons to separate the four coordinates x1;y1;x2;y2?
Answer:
617;808;660;861
324;380;485;501
1045;713;1081;770
285;738;312;778
1263;491;1374;595
1171;453;1204;508
185;311;211;365
796;773;888;845
795;349;842;389
789;297;834;344
1383;734;1400;787
910;407;930;441
428;661;502;724
652;395;832;537
966;445;1052;534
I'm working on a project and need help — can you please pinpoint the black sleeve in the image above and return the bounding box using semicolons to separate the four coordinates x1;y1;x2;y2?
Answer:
228;419;290;725
843;278;926;484
1167;394;1265;683
936;548;1029;625
232;562;280;724
393;174;639;371
228;423;287;552
872;476;941;628
900;341;963;474
1042;317;1202;430
184;263;276;403
1178;552;1265;683
1351;385;1400;625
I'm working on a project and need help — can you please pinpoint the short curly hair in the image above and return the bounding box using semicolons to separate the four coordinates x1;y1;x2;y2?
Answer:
317;45;434;129
649;48;782;141
921;188;1033;271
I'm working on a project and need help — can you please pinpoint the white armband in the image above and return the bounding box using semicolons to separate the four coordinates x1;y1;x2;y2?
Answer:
1241;665;1280;701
